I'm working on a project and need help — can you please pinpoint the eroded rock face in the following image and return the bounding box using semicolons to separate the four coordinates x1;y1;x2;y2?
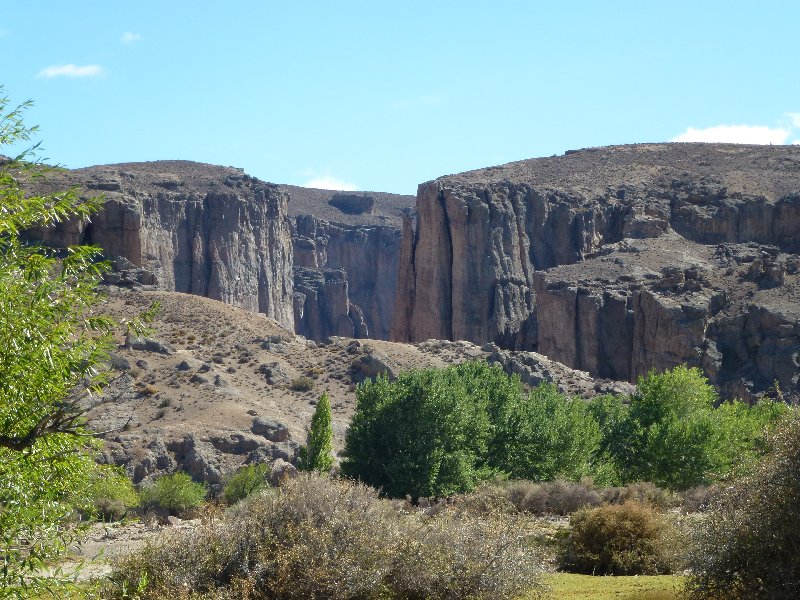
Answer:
393;143;800;399
26;161;295;330
285;186;414;340
293;267;368;340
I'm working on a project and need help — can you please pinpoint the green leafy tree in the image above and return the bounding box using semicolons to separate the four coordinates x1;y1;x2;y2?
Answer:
603;365;787;489
492;383;601;482
0;90;116;596
342;362;515;499
298;392;334;474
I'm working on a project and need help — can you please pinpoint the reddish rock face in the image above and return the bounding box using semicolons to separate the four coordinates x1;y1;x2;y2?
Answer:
393;143;800;400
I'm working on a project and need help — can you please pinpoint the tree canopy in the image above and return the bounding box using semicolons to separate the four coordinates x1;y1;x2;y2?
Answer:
0;89;116;596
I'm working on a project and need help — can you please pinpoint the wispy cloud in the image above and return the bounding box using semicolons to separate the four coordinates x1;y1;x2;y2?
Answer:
302;174;358;191
121;32;142;45
37;64;105;79
788;113;800;128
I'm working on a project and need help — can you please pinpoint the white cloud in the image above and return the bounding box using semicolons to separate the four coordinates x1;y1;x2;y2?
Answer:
302;175;358;191
121;32;142;44
788;113;800;128
37;64;105;79
671;124;790;145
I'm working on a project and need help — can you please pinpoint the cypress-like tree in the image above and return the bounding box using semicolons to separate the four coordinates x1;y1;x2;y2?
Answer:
298;392;334;473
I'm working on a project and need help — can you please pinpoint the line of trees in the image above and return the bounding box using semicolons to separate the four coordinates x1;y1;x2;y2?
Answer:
342;361;789;499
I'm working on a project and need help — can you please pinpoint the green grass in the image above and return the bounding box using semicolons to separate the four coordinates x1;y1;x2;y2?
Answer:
537;573;685;599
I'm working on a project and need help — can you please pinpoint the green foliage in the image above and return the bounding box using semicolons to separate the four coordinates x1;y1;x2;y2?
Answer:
604;366;718;489
559;501;683;576
83;465;140;521
140;472;206;517
687;416;800;599
342;362;509;498
493;383;601;482
603;366;788;489
222;463;270;505
105;474;546;600
343;362;788;499
0;89;115;597
298;392;334;473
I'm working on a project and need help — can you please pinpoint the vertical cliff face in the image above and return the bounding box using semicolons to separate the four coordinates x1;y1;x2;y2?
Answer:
284;186;414;341
27;161;295;330
393;144;800;399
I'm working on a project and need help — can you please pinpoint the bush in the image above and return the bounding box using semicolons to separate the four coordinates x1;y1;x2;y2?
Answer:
289;376;314;392
84;467;140;521
140;472;206;517
106;475;546;599
506;480;602;516
559;501;683;575
222;464;269;505
599;481;678;510
687;417;800;599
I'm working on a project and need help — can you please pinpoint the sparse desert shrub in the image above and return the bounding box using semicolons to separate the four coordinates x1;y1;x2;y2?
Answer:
138;383;160;396
599;481;678;510
289;376;314;392
686;417;800;599
139;472;206;517
507;479;602;515
83;466;140;521
222;464;270;505
106;475;546;599
559;501;683;575
679;484;717;513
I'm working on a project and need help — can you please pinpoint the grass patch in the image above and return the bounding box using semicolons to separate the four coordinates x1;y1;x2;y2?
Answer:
540;573;685;599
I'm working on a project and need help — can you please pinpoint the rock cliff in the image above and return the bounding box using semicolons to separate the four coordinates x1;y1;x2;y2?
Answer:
283;186;414;340
393;143;800;399
27;161;295;330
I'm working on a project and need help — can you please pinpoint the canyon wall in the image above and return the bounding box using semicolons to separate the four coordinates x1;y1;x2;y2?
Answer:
27;161;295;330
393;143;800;399
283;186;414;340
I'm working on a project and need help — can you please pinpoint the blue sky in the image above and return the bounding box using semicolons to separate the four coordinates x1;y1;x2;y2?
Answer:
2;1;799;194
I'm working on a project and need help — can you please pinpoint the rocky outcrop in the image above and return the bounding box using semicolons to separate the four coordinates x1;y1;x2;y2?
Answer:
293;267;368;340
285;186;414;340
27;161;295;330
393;144;800;399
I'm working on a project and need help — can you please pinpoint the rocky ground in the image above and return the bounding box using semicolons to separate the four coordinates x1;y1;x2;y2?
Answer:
87;287;622;489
